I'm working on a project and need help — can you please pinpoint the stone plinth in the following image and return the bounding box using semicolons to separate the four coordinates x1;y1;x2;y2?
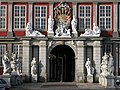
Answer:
47;32;54;37
104;75;115;88
31;74;37;83
72;32;77;37
11;75;23;86
87;75;93;83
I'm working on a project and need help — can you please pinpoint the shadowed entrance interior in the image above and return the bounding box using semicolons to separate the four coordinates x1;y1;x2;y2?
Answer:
49;45;75;82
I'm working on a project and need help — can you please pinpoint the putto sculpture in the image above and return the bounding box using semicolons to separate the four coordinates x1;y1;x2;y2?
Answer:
48;15;54;33
80;23;101;37
26;22;45;37
71;16;77;33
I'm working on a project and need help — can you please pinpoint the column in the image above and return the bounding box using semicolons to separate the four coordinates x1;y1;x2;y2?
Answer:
93;41;102;82
76;41;85;82
28;2;33;25
7;2;13;37
113;2;119;37
22;39;32;82
39;41;47;82
93;2;98;25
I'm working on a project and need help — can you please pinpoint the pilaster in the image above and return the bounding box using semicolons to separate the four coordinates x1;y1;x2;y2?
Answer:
93;2;98;25
113;2;119;37
49;2;53;17
7;2;13;37
73;2;77;17
22;40;32;82
39;41;47;82
28;2;33;25
93;41;102;82
76;41;85;82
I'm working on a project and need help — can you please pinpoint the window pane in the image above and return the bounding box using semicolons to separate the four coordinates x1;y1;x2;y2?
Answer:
41;6;46;17
106;6;111;16
15;18;19;28
15;6;19;16
21;6;25;16
35;6;40;17
100;18;105;28
0;18;5;28
79;18;84;29
0;6;6;16
41;18;46;29
79;6;84;17
100;6;105;16
106;18;111;28
86;18;90;28
21;18;25;28
0;45;6;66
86;6;90;17
35;18;41;29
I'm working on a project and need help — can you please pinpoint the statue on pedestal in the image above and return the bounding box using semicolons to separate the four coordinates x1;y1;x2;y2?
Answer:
85;58;94;76
31;57;37;75
2;51;11;74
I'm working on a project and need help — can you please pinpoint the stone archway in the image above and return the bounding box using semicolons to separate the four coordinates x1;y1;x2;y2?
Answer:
48;45;75;82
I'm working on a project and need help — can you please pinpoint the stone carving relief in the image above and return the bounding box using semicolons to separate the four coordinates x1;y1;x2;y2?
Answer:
54;2;72;37
80;23;101;37
26;22;45;37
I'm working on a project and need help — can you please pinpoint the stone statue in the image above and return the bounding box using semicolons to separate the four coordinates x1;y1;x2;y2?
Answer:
26;22;45;37
2;51;11;74
80;23;101;37
10;52;17;75
48;15;54;32
16;54;22;75
100;52;114;76
71;16;77;33
31;57;37;75
85;58;94;76
108;52;114;76
93;23;101;35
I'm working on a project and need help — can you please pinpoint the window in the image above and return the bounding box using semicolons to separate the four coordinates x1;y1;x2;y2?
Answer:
34;5;47;31
78;4;92;30
0;45;6;66
14;5;26;29
99;5;112;30
103;44;112;54
0;5;7;29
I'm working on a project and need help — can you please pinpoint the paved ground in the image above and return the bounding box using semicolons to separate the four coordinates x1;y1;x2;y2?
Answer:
10;82;120;90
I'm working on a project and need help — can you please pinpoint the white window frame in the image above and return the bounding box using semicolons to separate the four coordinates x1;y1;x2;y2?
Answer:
78;5;92;30
99;5;112;30
34;5;47;31
14;5;26;30
0;5;7;30
0;45;6;66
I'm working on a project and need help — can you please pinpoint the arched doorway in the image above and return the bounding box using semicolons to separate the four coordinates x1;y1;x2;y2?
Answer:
49;45;75;82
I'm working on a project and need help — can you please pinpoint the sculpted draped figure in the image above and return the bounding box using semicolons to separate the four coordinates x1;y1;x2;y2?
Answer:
2;51;11;74
71;16;77;33
48;15;54;33
31;57;37;75
85;58;94;76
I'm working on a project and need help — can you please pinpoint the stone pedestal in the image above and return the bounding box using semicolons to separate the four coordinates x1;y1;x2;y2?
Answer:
47;31;54;37
72;32;77;37
87;75;93;83
31;74;37;83
11;75;23;86
104;75;115;88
